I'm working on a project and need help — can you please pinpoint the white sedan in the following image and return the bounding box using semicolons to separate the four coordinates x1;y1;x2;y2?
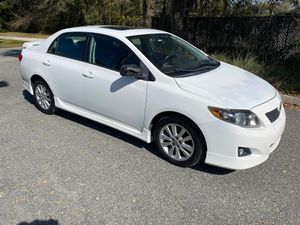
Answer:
19;25;286;169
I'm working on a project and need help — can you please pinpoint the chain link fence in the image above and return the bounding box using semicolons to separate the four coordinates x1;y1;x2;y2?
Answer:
152;16;300;62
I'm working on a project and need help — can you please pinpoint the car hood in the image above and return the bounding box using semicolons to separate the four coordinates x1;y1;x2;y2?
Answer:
174;62;276;109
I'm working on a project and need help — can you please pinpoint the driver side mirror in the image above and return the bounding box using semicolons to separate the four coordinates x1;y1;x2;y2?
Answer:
120;63;155;81
120;64;142;77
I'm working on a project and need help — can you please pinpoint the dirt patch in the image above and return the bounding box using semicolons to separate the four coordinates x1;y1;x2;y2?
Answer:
283;101;300;111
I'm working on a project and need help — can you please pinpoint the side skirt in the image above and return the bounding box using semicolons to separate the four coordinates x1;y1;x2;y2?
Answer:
54;97;152;143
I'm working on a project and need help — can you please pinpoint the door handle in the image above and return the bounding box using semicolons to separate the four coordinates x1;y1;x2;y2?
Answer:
82;71;94;79
42;61;51;66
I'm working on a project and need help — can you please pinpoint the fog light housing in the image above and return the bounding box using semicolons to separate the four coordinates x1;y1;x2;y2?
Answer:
238;147;251;157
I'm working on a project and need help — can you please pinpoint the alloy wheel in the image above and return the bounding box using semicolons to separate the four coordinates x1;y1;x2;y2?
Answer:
159;123;195;161
35;84;51;110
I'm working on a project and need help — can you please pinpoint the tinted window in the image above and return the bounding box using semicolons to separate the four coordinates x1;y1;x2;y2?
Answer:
88;34;139;71
128;34;219;77
48;33;88;61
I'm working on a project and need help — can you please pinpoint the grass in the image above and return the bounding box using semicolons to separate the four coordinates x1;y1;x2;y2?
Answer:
0;32;48;38
212;53;300;95
0;39;25;48
212;53;264;76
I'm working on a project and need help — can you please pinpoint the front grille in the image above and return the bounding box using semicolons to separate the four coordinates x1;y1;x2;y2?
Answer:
266;108;280;123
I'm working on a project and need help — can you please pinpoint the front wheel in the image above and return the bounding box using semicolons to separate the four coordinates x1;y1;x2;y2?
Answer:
153;117;204;167
33;80;56;114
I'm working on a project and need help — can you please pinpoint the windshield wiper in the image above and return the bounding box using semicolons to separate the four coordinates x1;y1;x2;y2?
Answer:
164;58;220;75
175;63;219;73
175;59;220;73
191;57;220;69
191;62;220;70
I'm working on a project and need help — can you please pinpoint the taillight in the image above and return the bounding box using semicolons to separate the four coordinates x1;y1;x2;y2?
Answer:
18;51;23;62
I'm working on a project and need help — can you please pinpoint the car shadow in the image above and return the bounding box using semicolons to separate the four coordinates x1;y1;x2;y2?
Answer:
191;162;233;175
0;48;20;58
0;81;9;88
55;108;161;159
23;90;35;104
17;219;60;225
23;90;233;175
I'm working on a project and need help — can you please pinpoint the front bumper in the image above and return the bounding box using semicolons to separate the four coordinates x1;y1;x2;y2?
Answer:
200;95;286;170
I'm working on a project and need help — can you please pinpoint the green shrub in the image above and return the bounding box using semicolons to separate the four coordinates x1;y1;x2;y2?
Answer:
211;53;264;76
0;39;24;48
264;61;300;94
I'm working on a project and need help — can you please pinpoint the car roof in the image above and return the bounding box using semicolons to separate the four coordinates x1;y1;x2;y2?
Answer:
59;25;168;38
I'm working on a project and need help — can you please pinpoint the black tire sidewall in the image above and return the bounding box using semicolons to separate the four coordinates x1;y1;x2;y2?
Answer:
33;80;55;114
154;116;203;167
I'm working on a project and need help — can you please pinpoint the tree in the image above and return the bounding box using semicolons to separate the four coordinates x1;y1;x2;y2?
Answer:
0;0;298;33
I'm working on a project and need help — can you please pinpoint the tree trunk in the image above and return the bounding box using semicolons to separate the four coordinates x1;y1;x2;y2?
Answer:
142;0;148;26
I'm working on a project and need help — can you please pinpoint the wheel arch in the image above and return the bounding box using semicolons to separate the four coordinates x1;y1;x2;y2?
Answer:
31;74;47;86
149;111;207;156
30;74;54;96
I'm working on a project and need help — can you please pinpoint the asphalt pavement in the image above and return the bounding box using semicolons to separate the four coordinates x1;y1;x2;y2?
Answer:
0;48;299;225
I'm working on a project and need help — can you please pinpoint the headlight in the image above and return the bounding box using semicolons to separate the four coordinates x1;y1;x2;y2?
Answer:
208;107;261;128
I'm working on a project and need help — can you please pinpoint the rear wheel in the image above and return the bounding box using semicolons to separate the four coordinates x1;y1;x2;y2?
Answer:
33;80;56;114
154;116;204;167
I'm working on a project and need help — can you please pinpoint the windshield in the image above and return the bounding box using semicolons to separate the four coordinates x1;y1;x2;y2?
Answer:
127;33;220;77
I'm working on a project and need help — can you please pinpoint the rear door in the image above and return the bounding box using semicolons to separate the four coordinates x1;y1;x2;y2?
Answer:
42;32;88;107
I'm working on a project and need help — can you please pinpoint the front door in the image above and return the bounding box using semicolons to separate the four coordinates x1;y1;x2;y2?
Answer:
82;33;147;131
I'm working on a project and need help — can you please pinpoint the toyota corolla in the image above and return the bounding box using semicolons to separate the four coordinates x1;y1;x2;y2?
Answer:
19;26;286;169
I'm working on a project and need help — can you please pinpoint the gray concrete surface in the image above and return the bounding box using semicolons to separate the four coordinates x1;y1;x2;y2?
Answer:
0;48;299;225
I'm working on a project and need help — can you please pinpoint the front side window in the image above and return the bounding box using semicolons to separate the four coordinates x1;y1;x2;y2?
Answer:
48;33;88;61
127;34;220;77
88;34;140;71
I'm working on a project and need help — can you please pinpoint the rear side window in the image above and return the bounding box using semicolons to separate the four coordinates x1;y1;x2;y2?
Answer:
88;34;140;71
48;32;88;61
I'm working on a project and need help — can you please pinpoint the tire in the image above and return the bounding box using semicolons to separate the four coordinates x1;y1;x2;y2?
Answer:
33;80;56;114
153;116;204;167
